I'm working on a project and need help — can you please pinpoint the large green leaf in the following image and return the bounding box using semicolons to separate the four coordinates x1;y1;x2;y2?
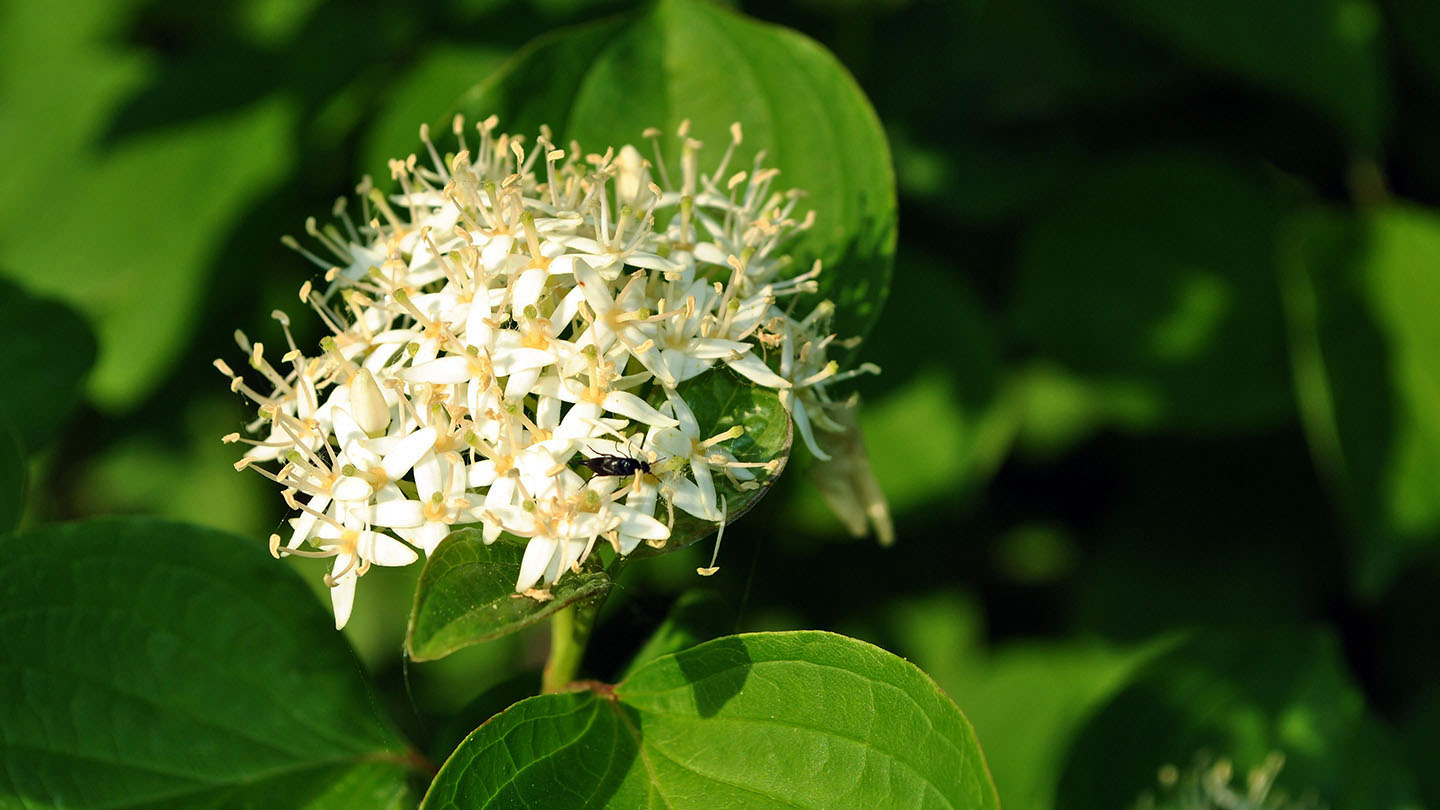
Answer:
1011;151;1293;434
407;528;611;662
453;0;896;341
0;277;96;451
1280;206;1440;594
0;518;421;809
421;631;999;809
0;1;292;409
1083;0;1388;149
1057;630;1420;810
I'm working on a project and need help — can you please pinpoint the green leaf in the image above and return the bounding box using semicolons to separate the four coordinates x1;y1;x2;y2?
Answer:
1057;630;1421;809
360;43;510;175
1280;205;1440;594
0;518;420;809
1083;0;1388;149
632;369;792;558
0;415;22;534
407;528;611;661
1011;151;1293;434
453;0;897;341
422;631;999;809
0;277;96;451
837;591;1158;810
618;590;730;681
0;1;292;409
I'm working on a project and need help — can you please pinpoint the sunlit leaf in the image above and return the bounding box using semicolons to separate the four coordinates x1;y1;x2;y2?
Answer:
0;1;292;409
422;631;999;809
0;518;420;809
453;0;896;341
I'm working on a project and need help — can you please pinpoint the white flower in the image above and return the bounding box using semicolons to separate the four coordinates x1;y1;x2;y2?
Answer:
268;510;418;630
226;116;883;625
648;388;757;521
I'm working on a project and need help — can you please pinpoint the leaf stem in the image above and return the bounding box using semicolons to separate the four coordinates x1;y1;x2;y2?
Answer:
542;598;601;693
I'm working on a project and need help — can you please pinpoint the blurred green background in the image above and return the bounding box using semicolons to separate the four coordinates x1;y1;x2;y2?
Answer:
4;0;1440;806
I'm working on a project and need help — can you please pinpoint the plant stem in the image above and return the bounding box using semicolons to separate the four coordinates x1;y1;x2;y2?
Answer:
541;600;600;693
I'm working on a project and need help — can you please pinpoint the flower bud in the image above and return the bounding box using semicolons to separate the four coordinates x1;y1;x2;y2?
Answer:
350;368;390;437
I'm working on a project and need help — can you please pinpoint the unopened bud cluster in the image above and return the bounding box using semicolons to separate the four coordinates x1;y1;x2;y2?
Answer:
219;117;873;628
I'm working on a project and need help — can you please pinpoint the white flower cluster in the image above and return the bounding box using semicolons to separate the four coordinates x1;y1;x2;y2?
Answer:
219;117;873;628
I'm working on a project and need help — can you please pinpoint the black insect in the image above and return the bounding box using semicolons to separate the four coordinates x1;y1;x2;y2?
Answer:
578;450;652;478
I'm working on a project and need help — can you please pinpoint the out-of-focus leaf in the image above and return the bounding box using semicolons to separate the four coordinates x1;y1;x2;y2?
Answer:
1403;684;1440;807
0;278;96;450
0;416;22;534
1011;151;1293;434
1058;630;1420;810
633;370;792;559
618;589;730;681
1008;362;1158;459
422;631;999;809
360;43;510;174
1083;0;1389;149
0;1;293;409
453;0;896;341
786;248;1010;532
890;126;1081;225
407;527;611;661
73;394;273;538
1280;206;1440;594
0;518;420;809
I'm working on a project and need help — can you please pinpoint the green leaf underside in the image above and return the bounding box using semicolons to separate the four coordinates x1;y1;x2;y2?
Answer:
0;277;96;451
1281;206;1440;593
636;370;792;559
407;528;611;661
0;518;416;810
453;0;897;342
422;631;999;810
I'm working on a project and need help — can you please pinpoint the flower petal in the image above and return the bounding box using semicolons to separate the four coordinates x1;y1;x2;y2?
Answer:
330;570;356;630
727;352;791;388
381;427;438;481
516;537;558;591
602;390;678;428
362;532;420;567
